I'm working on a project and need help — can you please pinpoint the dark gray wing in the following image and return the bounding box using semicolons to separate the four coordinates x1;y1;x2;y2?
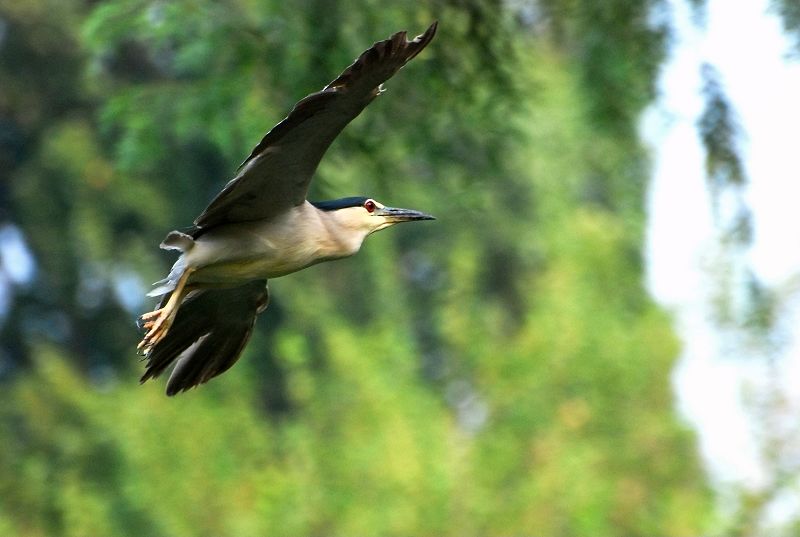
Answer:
193;22;437;229
140;280;269;396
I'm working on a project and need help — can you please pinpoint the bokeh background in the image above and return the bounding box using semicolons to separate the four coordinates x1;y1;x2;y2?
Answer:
1;0;798;535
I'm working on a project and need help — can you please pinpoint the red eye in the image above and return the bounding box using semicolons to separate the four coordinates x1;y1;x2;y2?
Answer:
364;200;376;213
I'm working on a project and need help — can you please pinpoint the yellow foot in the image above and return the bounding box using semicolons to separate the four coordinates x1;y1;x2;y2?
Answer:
137;307;174;353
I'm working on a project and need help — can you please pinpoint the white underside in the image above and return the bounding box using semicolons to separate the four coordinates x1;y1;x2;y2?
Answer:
148;202;369;296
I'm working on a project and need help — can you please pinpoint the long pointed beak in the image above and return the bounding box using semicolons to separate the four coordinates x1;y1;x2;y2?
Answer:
376;206;436;223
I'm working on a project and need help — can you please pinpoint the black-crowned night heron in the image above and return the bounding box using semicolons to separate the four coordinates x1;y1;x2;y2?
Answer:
138;22;438;395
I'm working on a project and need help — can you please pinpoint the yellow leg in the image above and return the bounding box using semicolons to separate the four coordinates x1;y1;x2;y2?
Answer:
138;268;195;353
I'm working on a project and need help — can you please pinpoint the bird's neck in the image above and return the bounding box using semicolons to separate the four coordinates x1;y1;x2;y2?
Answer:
305;203;370;260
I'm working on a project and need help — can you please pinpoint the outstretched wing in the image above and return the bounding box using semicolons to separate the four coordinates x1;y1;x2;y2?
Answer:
140;280;269;396
193;21;438;230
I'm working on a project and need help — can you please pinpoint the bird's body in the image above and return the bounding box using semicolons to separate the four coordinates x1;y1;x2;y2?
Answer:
156;202;369;289
138;23;438;395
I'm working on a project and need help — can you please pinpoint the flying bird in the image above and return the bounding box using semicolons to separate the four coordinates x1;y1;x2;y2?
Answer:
138;22;438;395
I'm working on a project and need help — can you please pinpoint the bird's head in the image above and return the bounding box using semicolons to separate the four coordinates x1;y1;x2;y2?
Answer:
312;196;435;235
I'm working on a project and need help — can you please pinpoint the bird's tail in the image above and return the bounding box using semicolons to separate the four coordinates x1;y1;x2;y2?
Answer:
147;231;195;297
159;230;195;252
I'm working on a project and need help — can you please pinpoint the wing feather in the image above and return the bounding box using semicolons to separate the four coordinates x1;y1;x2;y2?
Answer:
140;280;269;395
193;22;437;230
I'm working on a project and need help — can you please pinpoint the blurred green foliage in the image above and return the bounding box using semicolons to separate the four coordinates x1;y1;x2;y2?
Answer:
0;0;715;535
774;0;800;51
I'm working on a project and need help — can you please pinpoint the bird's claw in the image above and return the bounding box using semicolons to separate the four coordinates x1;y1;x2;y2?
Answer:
136;307;172;354
136;309;161;331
